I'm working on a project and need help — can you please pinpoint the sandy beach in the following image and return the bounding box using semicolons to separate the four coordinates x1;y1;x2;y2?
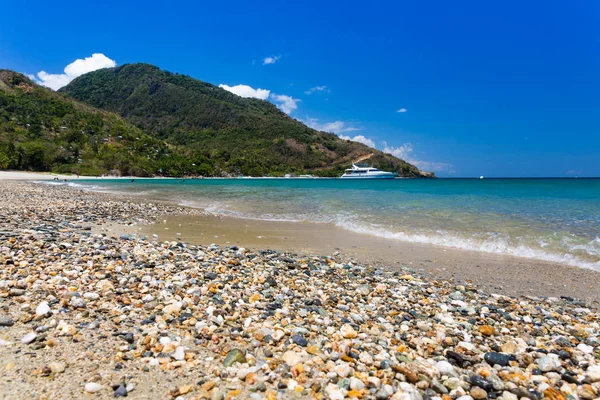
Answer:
106;214;600;305
0;181;599;400
0;171;86;180
0;171;151;181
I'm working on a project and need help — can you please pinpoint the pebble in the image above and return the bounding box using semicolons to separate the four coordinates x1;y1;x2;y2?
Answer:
35;302;51;317
469;375;493;391
484;352;511;367
356;284;370;296
585;365;600;382
173;346;185;361
340;324;358;338
578;384;597;399
435;360;455;376
21;332;37;344
223;349;246;367
349;377;365;391
470;386;487;399
538;354;562;372
85;382;103;393
282;351;303;366
375;388;389;400
326;384;344;400
114;385;128;397
291;333;307;347
334;363;351;378
478;325;496;336
578;343;594;354
359;351;373;365
48;362;66;374
0;181;597;399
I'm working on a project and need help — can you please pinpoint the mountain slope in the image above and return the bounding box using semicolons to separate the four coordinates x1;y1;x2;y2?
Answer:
0;70;184;176
61;63;432;177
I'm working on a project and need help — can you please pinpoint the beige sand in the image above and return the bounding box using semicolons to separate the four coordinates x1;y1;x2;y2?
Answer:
0;171;156;180
106;214;600;306
0;171;102;180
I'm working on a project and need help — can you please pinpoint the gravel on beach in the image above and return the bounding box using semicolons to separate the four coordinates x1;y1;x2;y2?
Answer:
0;181;599;400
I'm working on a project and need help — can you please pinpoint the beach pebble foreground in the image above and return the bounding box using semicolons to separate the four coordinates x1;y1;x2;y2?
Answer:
0;181;599;399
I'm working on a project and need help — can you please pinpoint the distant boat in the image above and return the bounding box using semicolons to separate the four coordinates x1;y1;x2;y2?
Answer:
479;176;484;179
298;174;315;178
340;164;398;179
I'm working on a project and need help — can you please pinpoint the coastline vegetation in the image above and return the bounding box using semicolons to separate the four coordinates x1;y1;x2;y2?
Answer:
0;67;431;177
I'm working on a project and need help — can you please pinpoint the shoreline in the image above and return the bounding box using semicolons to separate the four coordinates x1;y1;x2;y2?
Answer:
37;176;599;304
64;176;600;274
110;213;600;305
24;177;600;303
1;181;599;399
0;171;148;181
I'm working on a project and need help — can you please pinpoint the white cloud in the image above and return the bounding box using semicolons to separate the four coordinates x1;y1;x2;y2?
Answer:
382;141;452;172
303;118;374;147
339;134;375;148
304;118;360;133
397;108;407;113
219;83;298;114
270;93;299;114
219;84;270;99
383;142;414;159
263;55;281;65
305;85;330;95
34;53;116;90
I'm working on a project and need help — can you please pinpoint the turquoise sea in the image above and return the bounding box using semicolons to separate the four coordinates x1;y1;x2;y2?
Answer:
61;178;600;270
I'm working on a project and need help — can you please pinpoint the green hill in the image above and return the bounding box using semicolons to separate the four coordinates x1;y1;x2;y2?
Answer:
0;65;431;177
0;70;181;176
61;63;432;177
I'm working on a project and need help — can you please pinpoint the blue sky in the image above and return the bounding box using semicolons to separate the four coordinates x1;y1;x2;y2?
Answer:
1;0;598;177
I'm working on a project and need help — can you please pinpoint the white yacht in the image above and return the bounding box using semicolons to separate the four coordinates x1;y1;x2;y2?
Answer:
340;164;398;179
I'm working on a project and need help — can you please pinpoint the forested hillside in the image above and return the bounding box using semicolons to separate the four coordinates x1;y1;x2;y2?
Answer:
0;70;184;176
62;64;431;177
0;66;431;177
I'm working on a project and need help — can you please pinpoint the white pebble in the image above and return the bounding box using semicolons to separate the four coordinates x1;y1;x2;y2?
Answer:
585;365;600;382
36;301;51;317
435;360;455;376
577;343;594;354
537;354;561;372
237;368;250;380
173;346;185;361
458;341;475;351
334;363;351;378
85;382;103;393
350;377;365;391
21;332;37;344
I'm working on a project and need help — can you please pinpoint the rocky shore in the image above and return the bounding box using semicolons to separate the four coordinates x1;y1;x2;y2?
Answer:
0;181;599;400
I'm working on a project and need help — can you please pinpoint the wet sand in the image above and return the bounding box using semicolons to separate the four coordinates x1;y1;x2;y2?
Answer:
108;213;600;305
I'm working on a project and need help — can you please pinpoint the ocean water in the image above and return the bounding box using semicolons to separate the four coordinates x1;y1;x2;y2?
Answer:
62;178;600;270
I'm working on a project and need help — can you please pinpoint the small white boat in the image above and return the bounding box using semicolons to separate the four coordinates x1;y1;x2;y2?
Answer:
340;164;398;179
